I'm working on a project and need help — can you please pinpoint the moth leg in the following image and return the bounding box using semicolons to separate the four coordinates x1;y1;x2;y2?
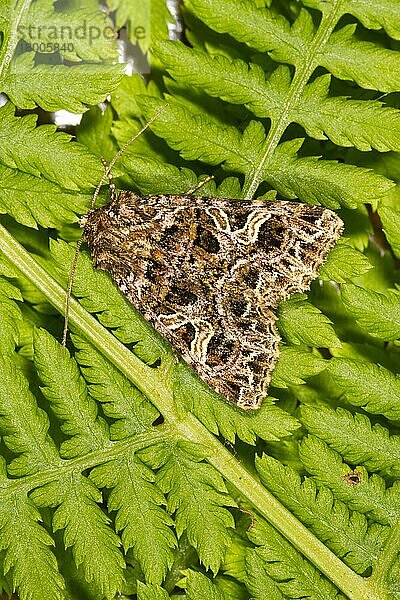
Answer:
101;157;117;203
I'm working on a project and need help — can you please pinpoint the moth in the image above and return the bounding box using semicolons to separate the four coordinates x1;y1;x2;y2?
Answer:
82;191;343;409
63;115;343;409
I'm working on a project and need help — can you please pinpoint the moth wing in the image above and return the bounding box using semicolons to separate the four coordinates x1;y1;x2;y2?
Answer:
84;194;343;408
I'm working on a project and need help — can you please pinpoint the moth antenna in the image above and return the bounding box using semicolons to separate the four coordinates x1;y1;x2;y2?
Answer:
89;107;166;214
101;157;117;202
62;106;166;347
62;233;85;347
185;175;215;195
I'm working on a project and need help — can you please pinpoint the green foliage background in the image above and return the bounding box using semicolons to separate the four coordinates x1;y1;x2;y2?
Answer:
0;0;400;599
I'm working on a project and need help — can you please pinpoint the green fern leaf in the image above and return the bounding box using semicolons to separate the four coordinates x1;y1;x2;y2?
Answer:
299;404;400;477
140;97;393;207
157;42;400;152
341;284;400;340
0;103;103;190
247;515;342;599
2;53;124;112
0;491;66;600
328;357;400;421
323;25;400;92
245;548;285;600
32;474;125;598
72;334;159;437
299;436;400;525
297;74;400;151
378;187;400;259
0;355;59;475
278;295;340;347
137;581;170;600
184;570;227;599
266;139;392;209
319;241;372;283
90;454;177;584
109;0;172;55
21;0;118;61
255;454;388;574
1;0;124;112
0;165;89;228
185;0;296;60
271;347;327;388
120;155;201;195
34;328;110;457
150;441;236;574
303;0;400;40
0;277;23;354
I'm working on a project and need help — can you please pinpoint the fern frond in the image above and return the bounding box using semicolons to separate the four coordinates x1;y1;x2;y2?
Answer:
0;103;103;189
247;515;342;599
378;188;400;259
0;490;66;600
138;97;392;208
245;548;285;600
299;436;400;525
271;347;327;388
319;241;372;284
0;277;23;354
338;207;372;252
185;0;295;58
0;355;60;475
120;156;201;196
328;357;400;421
2;54;124;113
0;165;89;228
109;0;173;55
0;0;123;112
137;581;170;600
341;284;400;340
300;404;400;477
255;454;388;574
149;441;236;574
157;43;400;152
139;96;394;207
32;474;125;598
182;570;227;599
303;0;400;40
277;295;340;347
72;334;159;436
77;105;118;162
33;328;110;457
90;454;177;584
22;0;118;62
323;25;400;92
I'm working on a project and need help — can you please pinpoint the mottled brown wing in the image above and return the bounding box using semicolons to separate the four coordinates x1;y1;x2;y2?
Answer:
84;192;343;409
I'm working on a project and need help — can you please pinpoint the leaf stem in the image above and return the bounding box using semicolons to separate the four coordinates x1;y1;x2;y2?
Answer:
243;2;344;200
368;522;400;591
0;224;385;600
0;0;32;82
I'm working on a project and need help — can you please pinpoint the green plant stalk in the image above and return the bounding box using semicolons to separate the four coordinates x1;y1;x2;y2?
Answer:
368;521;400;590
0;223;385;600
0;429;168;500
243;2;344;200
0;0;32;81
